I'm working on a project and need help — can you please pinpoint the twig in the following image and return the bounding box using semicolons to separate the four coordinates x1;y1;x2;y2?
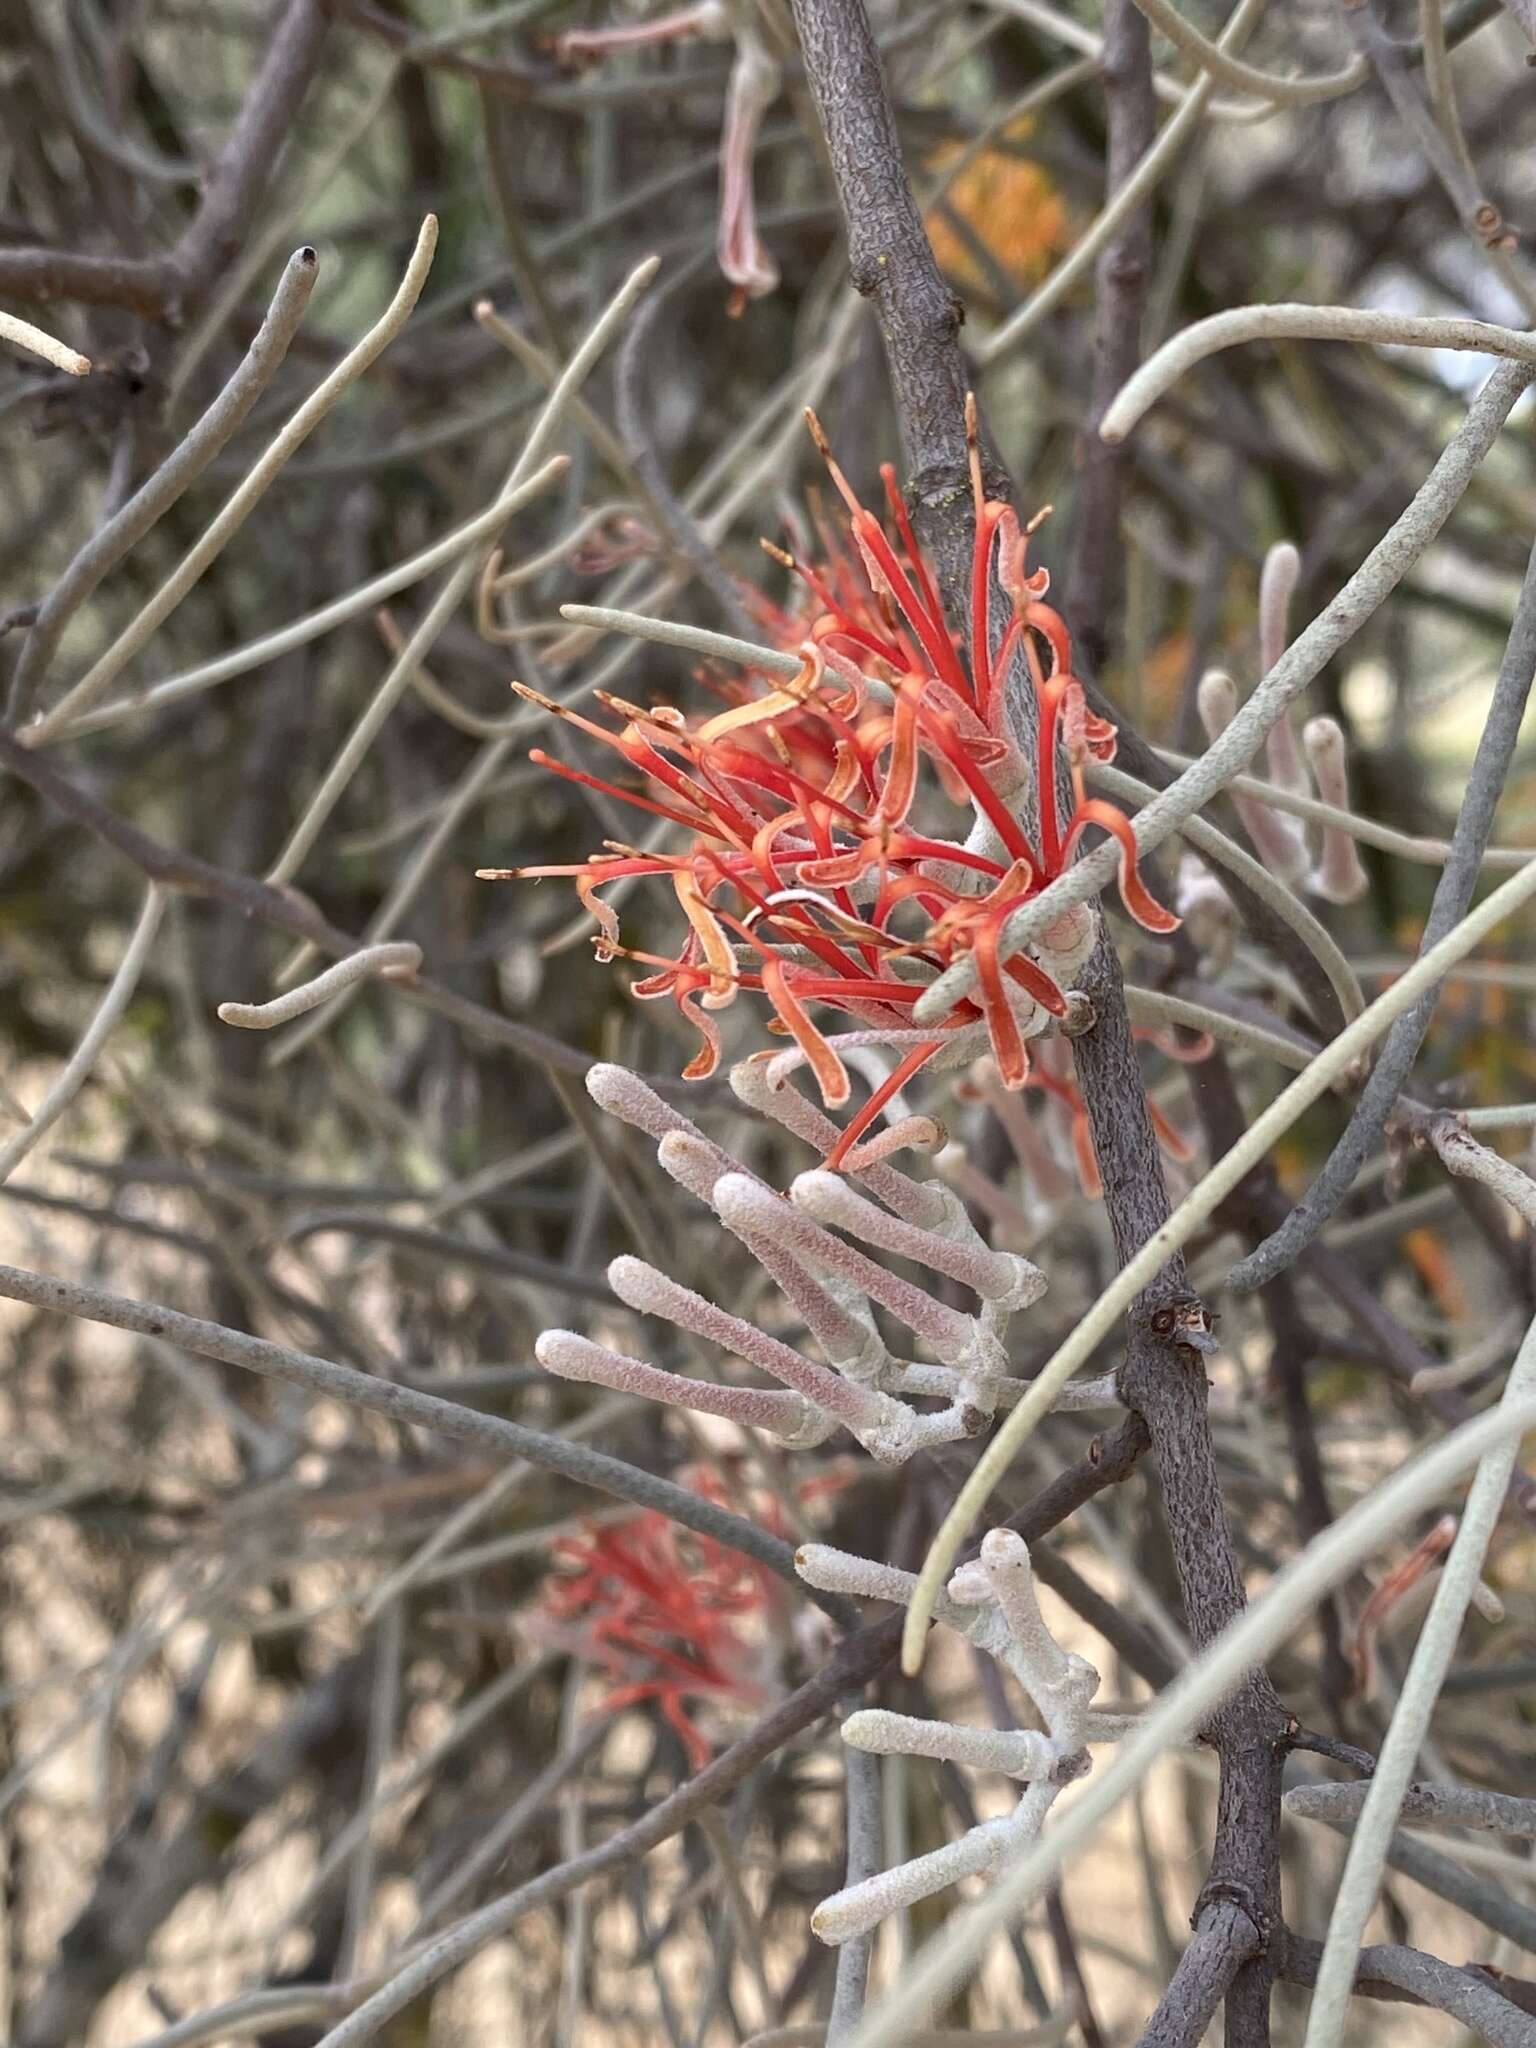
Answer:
1151;743;1533;872
1230;531;1536;1291
9;247;319;722
0;720;613;1083
261;1417;1137;2048
1287;1801;1536;1949
1425;1116;1536;1229
25;220;440;742
0;0;328;320
827;1744;882;2046
1286;1780;1536;1838
902;837;1536;1668
614;254;762;637
1063;0;1156;679
978;0;1268;118
0;309;91;376
1282;1936;1536;2048
117;1985;354;2048
265;254;657;886
36;465;566;747
0;1258;844;1614
217;944;422;1028
1100;304;1536;444
1123;0;1367;104
1092;761;1365;1022
1134;1897;1263;2048
845;1377;1536;2046
1337;0;1536;320
976;0;1268;365
557;602;801;674
786;0;993;614
0;886;165;1185
1300;1308;1536;2047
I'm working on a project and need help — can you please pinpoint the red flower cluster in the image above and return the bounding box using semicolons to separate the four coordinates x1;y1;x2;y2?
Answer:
536;1503;772;1769
486;403;1176;1164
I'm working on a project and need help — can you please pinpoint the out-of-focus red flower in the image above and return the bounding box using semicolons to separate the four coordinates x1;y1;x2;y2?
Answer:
485;405;1177;1166
536;1505;770;1769
534;1467;846;1766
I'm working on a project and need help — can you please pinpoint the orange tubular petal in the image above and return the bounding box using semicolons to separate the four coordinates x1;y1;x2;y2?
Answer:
1083;708;1119;763
1032;661;1067;872
1071;1110;1103;1196
825;1039;946;1169
880;464;946;643
1003;952;1070;1020
878;684;921;827
799;842;876;888
970;500;1009;728
850;509;968;698
696;686;805;740
974;921;1029;1087
1148;1096;1196;1163
673;870;739;1007
760;958;851;1106
678;987;723;1080
914;697;1039;870
1024;599;1073;679
1066;800;1181;934
579;874;622;958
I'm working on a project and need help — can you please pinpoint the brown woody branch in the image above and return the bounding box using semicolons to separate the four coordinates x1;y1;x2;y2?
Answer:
0;0;328;324
784;0;1292;2037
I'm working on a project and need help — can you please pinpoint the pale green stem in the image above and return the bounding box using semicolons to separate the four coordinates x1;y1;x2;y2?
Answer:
557;601;803;675
1101;304;1536;444
0;886;165;1184
264;257;658;888
30;219;440;740
1092;760;1364;1022
1302;1312;1536;2046
36;469;566;747
849;1376;1536;2047
915;358;1531;1026
900;846;1536;1677
1153;744;1533;872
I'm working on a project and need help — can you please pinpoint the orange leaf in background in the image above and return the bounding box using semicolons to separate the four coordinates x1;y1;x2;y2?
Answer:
1403;1226;1470;1322
924;126;1067;291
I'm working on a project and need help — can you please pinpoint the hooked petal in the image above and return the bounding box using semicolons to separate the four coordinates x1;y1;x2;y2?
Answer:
674;869;740;1006
974;920;1029;1087
760;957;851;1106
678;985;724;1080
1066;800;1181;935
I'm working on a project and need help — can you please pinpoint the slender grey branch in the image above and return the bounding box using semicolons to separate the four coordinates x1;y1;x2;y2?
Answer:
1286;1779;1536;1839
1289;1800;1536;1950
1282;1935;1536;2047
615;253;761;639
0;1259;853;1621
785;0;1007;615
827;1744;882;2045
1425;1115;1536;1229
1229;531;1536;1291
0;0;328;320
